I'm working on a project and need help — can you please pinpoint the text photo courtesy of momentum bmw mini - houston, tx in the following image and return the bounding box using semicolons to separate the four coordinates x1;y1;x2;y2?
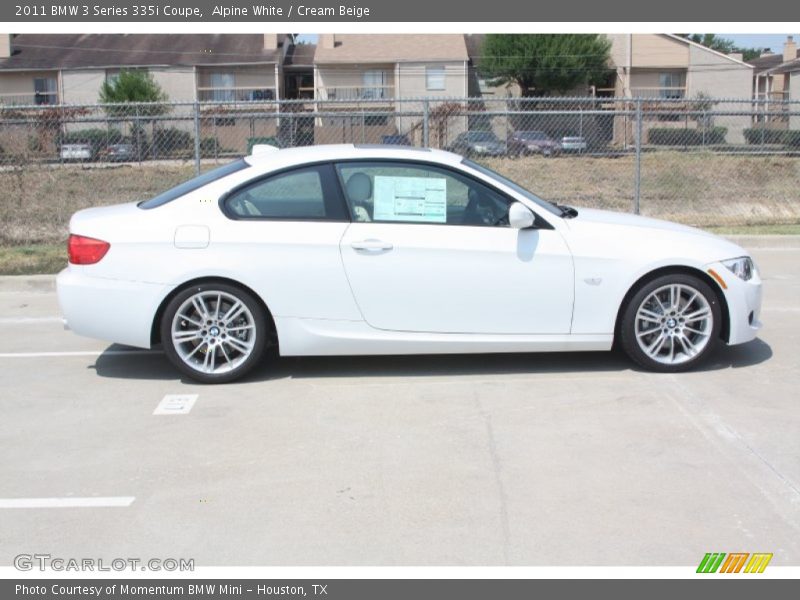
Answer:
1;3;799;593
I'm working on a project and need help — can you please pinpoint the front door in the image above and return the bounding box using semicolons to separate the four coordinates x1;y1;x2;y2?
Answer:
336;161;574;334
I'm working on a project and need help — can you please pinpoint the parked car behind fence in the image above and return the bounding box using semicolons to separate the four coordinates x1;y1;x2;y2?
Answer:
508;130;562;157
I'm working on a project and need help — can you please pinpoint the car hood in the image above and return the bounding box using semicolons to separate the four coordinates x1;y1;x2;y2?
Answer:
573;207;710;235
563;207;747;263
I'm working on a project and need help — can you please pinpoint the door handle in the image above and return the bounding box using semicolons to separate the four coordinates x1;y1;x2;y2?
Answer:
350;239;393;252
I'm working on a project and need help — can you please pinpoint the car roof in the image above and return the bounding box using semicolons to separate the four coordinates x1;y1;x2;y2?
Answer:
243;143;464;170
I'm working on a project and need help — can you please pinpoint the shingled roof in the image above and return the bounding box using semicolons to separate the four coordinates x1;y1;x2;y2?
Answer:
767;57;800;75
0;34;286;71
283;43;316;68
748;51;800;74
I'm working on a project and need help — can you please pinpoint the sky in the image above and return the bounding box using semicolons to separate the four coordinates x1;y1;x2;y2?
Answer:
297;34;798;54
722;34;797;53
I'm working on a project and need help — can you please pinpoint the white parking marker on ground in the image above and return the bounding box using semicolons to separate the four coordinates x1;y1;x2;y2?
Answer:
0;316;64;324
153;394;198;415
0;497;135;508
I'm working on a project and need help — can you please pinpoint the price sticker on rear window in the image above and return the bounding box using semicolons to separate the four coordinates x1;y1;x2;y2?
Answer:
373;176;447;223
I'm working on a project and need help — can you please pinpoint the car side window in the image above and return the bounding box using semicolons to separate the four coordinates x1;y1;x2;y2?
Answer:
225;166;345;220
335;161;511;227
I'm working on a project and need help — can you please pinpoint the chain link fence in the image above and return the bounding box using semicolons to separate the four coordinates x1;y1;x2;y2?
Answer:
1;96;799;246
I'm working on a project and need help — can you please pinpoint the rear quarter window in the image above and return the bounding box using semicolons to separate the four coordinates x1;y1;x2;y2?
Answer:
222;164;349;221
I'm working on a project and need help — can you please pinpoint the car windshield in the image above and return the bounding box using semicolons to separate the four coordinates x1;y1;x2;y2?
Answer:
461;159;563;217
138;159;249;209
467;132;498;142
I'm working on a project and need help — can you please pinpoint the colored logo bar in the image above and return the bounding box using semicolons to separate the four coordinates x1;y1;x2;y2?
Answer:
697;553;773;573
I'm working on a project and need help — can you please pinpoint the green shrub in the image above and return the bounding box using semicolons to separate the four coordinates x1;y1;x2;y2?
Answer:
199;137;221;156
744;129;800;147
153;127;192;153
648;127;727;146
784;131;800;148
743;128;786;144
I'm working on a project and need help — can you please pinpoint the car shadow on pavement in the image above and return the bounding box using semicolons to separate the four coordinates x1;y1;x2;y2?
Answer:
91;338;773;383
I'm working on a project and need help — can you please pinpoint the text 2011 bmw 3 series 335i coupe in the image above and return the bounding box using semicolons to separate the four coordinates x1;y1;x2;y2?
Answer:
57;144;763;383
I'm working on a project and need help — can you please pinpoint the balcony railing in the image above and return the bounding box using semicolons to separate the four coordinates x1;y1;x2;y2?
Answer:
630;87;687;99
318;86;395;101
755;91;790;101
197;86;277;102
0;92;59;106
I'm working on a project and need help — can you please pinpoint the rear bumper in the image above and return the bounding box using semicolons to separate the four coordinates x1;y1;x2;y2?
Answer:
57;267;173;349
707;262;763;345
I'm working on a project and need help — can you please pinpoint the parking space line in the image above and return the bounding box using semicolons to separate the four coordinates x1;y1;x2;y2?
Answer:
0;316;64;324
0;350;163;358
0;497;135;508
153;394;198;415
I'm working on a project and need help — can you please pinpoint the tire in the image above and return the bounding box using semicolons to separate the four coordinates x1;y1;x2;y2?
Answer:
161;282;269;383
619;273;722;372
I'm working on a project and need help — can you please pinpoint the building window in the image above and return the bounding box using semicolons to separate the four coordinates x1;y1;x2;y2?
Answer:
210;73;236;101
426;66;446;91
477;78;495;95
363;115;389;126
33;77;57;105
362;70;387;99
659;72;685;99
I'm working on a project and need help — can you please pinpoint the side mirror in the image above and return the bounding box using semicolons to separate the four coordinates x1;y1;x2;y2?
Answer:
508;202;536;229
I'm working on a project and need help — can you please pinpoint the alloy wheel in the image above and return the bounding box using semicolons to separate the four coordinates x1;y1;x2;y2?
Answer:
633;283;713;365
170;290;257;375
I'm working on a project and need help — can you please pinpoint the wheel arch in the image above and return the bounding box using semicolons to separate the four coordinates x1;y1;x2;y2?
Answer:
150;276;278;349
614;265;730;344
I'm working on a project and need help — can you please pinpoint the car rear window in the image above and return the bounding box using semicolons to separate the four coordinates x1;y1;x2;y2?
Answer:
138;159;249;209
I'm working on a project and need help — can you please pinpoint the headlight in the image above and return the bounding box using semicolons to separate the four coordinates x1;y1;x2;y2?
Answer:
722;256;756;281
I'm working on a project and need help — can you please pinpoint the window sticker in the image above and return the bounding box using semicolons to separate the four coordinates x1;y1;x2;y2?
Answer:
373;176;447;223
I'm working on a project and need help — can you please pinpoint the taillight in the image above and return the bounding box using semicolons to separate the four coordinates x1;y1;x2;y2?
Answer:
68;234;110;265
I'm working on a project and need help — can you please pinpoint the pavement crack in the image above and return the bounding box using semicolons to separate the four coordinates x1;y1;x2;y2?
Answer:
474;392;512;565
667;375;800;539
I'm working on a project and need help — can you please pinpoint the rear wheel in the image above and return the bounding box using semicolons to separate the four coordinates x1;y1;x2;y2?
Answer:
161;283;268;383
619;274;721;372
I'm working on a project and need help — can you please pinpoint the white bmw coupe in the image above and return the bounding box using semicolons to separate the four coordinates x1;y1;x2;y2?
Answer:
57;144;762;383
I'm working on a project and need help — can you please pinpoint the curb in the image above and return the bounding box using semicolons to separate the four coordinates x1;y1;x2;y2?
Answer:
0;274;57;292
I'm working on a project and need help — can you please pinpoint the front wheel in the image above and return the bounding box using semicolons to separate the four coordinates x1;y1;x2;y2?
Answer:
161;283;268;383
619;274;721;372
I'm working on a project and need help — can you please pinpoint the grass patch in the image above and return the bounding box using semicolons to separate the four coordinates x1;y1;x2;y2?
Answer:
0;244;66;275
0;163;197;245
707;223;800;235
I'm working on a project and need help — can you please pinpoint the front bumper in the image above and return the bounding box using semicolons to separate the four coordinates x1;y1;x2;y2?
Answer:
57;267;173;349
707;261;763;345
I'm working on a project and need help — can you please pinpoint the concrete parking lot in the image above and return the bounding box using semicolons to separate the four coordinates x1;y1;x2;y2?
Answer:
0;236;798;567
